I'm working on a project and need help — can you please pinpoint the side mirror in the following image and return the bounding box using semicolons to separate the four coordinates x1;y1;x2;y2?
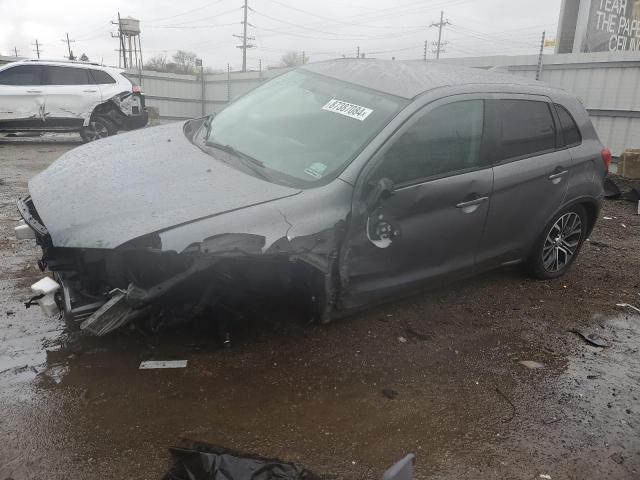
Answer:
366;177;394;210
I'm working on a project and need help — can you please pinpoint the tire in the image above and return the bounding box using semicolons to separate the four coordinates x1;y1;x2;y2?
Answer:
80;116;117;143
526;204;588;280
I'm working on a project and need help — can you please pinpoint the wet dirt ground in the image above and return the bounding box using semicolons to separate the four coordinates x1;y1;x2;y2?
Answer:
1;137;639;480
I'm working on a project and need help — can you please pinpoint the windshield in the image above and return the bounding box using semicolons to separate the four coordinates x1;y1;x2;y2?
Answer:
206;70;404;185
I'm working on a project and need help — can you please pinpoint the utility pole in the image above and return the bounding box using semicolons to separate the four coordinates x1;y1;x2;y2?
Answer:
356;45;360;58
536;30;546;80
13;46;19;57
62;33;75;60
233;0;255;72
429;11;450;59
32;39;41;59
423;40;428;61
301;50;305;64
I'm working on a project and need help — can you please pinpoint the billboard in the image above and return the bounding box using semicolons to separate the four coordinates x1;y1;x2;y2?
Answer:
582;0;640;52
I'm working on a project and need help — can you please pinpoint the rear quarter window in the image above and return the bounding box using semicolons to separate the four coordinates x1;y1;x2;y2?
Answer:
497;99;556;160
554;104;582;147
90;69;116;84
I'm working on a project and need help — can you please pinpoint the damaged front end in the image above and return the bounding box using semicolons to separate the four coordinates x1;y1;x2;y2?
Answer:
17;196;340;337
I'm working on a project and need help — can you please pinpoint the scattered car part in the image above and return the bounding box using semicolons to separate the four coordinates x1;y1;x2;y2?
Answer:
603;177;621;198
14;219;36;240
163;445;322;480
519;360;545;369
28;277;60;317
570;328;609;348
383;454;415;480
139;360;188;369
616;303;640;314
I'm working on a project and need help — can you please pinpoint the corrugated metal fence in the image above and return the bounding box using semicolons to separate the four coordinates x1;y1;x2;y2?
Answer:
2;53;638;155
125;51;640;155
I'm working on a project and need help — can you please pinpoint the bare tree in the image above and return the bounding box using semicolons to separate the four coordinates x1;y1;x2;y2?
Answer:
280;51;309;68
172;50;198;74
144;53;168;72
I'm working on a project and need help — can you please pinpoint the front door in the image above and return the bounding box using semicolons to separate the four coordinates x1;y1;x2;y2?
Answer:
341;96;493;308
42;65;101;128
0;64;45;128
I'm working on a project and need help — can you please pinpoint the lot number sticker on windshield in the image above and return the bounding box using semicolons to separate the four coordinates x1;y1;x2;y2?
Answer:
322;99;373;121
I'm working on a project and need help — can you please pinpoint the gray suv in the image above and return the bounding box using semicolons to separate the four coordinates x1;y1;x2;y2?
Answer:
16;59;608;335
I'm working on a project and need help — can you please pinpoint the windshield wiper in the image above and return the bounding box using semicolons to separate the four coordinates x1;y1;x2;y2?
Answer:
205;140;268;179
206;141;264;167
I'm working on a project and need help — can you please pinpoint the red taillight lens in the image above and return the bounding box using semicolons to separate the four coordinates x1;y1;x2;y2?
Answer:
601;147;612;172
132;85;141;93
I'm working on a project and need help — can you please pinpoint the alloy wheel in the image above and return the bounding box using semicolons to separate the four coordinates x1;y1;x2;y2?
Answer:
84;121;109;141
542;212;582;272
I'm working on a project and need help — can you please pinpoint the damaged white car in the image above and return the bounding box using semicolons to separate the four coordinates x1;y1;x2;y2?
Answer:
15;59;604;337
0;59;147;142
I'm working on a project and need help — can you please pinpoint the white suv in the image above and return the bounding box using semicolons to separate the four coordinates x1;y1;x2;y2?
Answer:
0;59;147;142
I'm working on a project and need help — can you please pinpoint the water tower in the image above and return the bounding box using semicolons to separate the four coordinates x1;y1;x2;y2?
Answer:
115;14;143;69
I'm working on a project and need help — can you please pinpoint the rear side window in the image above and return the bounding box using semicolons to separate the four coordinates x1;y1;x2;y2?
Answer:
376;99;484;184
0;65;42;85
90;69;116;84
497;100;556;160
44;66;91;85
555;104;581;146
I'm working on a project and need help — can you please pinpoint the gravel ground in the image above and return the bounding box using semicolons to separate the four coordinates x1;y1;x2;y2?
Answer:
1;137;639;480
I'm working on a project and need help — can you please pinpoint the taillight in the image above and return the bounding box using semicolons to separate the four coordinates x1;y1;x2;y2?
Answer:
601;147;612;172
132;85;141;93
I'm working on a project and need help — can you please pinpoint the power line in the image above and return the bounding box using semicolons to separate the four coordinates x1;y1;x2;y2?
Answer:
429;10;450;59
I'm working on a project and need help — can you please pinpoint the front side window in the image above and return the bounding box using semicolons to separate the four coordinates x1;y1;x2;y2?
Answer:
206;70;404;185
555;104;581;146
44;66;91;85
498;99;556;160
374;100;485;185
0;65;42;85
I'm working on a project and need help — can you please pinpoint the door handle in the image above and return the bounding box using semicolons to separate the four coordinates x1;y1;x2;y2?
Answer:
26;89;42;93
456;196;489;209
548;169;568;184
83;89;97;92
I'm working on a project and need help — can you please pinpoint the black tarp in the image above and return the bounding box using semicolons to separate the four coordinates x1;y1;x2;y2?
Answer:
163;445;323;480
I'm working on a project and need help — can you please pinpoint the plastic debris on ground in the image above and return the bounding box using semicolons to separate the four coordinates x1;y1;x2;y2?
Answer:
518;360;545;369
382;454;415;480
570;329;609;348
162;445;323;480
139;360;188;369
616;303;640;315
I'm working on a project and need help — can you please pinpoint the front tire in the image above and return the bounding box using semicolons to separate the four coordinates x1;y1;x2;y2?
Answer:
80;116;116;143
526;204;587;279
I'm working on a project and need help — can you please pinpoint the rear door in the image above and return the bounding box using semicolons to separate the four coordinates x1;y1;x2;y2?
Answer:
42;65;101;128
476;95;571;268
0;64;45;128
342;96;493;306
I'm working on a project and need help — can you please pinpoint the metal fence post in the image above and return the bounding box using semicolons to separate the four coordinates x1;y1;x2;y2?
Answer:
227;64;231;102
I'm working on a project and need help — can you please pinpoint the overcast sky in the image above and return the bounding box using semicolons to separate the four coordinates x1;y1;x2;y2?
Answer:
0;0;562;71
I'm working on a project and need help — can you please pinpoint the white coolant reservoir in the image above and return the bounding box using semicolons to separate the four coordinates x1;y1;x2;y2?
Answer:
30;277;61;316
15;220;36;240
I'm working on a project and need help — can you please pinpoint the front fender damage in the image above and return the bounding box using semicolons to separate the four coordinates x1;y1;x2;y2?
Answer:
45;223;346;337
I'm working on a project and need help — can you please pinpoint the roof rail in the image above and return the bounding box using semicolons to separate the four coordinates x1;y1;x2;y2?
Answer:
21;58;101;66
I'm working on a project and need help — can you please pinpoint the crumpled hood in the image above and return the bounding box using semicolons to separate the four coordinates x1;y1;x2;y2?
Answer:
28;122;301;249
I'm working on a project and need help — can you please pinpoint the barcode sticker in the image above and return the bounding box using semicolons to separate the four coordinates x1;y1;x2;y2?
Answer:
322;99;373;121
